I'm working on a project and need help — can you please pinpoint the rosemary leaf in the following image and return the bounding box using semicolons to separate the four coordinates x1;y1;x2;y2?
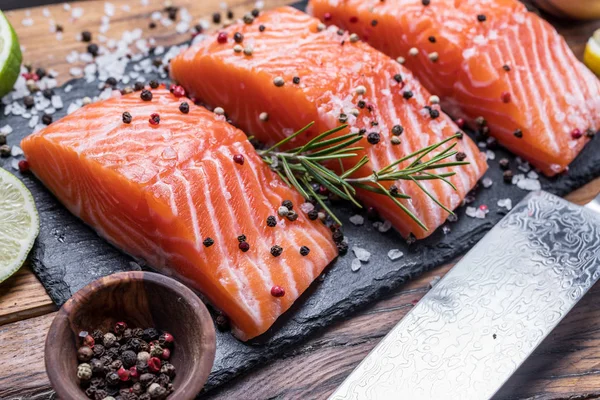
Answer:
263;122;315;153
282;157;310;199
409;176;454;215
293;124;349;154
305;179;343;226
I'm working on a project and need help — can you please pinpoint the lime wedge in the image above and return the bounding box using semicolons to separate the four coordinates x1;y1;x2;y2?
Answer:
0;168;39;283
0;10;22;98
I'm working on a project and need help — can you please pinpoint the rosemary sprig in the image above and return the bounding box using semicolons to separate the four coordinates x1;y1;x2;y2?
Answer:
257;122;469;229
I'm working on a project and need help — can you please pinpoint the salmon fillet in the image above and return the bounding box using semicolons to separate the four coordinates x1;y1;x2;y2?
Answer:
170;6;487;240
21;88;338;340
308;0;600;176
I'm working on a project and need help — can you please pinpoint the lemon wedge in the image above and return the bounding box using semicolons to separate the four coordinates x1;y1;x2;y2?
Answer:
584;29;600;76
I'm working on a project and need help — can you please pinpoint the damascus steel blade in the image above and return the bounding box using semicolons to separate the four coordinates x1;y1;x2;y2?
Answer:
330;191;600;400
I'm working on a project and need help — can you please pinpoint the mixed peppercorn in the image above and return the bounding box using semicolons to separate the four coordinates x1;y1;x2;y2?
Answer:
75;322;176;400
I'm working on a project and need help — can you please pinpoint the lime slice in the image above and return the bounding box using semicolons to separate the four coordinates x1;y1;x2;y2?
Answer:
0;168;39;283
0;10;22;98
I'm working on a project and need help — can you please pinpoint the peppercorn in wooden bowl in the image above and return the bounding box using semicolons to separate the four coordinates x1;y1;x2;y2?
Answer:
44;271;216;400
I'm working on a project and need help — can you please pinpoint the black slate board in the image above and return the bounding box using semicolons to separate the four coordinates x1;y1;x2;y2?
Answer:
2;2;599;392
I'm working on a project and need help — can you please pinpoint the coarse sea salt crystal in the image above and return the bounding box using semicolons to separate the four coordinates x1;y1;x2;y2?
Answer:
387;249;403;261
486;150;495;160
28;115;39;128
497;198;513;210
352;246;371;262
22;18;34;27
482;177;493;188
104;2;115;16
10;159;19;171
71;7;84;18
527;170;539;180
42;8;51;17
1;125;13;135
378;220;392;233
69;67;83;77
351;258;362;272
64;84;73;93
51;95;63;109
67;103;80;114
11;146;24;157
517;178;541;191
349;214;364;226
299;203;314;213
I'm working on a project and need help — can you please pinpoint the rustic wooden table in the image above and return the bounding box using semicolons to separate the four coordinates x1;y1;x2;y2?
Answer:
1;1;600;399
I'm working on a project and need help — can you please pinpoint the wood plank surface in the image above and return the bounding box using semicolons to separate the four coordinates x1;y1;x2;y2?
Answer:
1;0;600;399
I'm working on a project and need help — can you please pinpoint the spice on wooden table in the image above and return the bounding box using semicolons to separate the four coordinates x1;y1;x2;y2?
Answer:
75;322;177;399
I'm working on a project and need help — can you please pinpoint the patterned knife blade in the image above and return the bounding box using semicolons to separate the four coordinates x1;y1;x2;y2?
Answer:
330;191;600;400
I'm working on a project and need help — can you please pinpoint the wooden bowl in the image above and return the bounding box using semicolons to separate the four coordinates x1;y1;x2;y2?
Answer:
44;271;216;400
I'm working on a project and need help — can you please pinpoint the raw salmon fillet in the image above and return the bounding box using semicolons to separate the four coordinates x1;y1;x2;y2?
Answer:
170;6;487;239
309;0;600;176
21;88;338;340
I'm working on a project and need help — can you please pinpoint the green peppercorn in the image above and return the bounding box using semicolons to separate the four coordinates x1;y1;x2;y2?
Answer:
77;363;93;381
142;328;159;342
90;358;105;375
287;211;298;221
150;344;164;358
109;359;123;371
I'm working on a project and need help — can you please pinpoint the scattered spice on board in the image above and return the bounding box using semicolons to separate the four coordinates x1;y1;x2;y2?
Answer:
75;322;176;399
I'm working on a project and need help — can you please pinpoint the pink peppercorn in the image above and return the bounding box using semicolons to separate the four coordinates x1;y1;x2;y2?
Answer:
233;154;244;165
117;367;130;381
172;85;186;98
271;285;285;297
501;91;511;103
349;16;358;23
571;128;583;139
149;113;160;125
129;366;139;380
148;357;162;373
455;118;465;128
162;348;171;360
83;334;95;348
217;32;228;43
18;160;30;173
324;12;332;21
479;204;488;212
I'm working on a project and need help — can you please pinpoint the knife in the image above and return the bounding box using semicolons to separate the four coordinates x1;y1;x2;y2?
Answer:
330;191;600;400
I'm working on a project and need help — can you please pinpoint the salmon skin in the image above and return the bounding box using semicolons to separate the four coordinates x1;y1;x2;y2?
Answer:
170;7;487;240
21;88;338;341
309;0;600;176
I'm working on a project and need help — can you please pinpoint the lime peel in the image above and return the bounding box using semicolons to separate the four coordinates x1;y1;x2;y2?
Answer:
0;168;39;284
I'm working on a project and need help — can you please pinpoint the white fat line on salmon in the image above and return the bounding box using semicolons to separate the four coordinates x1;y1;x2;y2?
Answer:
207;154;282;317
194;160;264;325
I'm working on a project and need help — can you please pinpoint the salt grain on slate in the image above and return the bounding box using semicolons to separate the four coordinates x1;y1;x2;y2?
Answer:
482;177;493;188
349;214;364;226
299;202;314;213
497;198;513;210
351;258;362;272
466;206;486;219
378;220;392;232
352;246;371;262
387;249;404;261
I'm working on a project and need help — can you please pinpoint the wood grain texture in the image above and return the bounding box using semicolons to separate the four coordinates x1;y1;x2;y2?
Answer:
0;265;54;326
1;0;600;399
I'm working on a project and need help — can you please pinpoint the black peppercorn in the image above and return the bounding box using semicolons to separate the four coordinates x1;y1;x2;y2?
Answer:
109;359;123;371
149;21;157;29
106;371;120;386
270;245;283;257
498;158;510;170
287;211;299;221
42;88;54;99
160;363;176;378
393;74;402;83
477;14;487;22
212;12;221;24
293;76;300;84
122;111;132;124
106;77;117;87
90;358;105;375
307;209;318;221
300;246;310;256
282;200;293;210
93;389;108;400
92;344;105;358
215;313;230;331
179;101;189;114
239;241;250;252
391;125;404;136
237;234;247;242
251;8;260;17
259;24;266;32
503;170;513;183
233;32;244;43
85;386;97;398
140;373;156;387
422;0;430;4
455;131;464;139
122;350;137;368
23;95;34;108
81;31;92;42
357;100;366;109
337;241;349;255
203;237;214;247
456;152;467;161
41;114;52;125
142;328;160;342
140;90;153;101
513;129;523;138
429;109;440;119
332;230;344;243
402;90;413;99
134;82;145;91
266;215;277;227
136;360;149;375
149;80;159;89
367;132;380;145
157;373;171;387
87;43;99;57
